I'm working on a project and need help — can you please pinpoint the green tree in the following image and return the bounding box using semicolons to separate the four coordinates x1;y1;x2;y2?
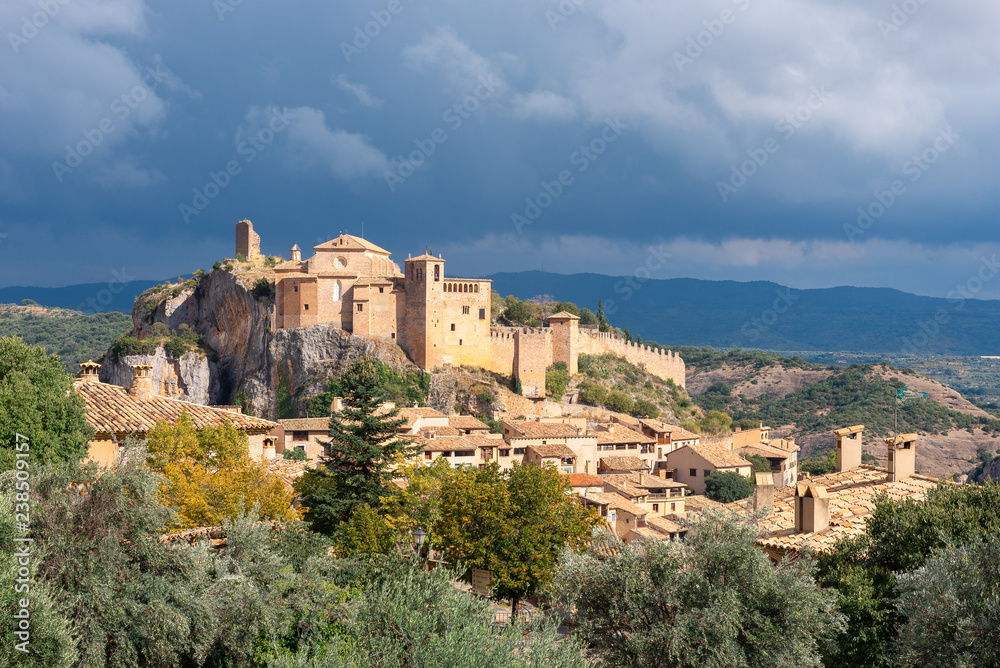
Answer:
623;329;633;343
633;399;661;418
545;362;570;400
336;503;396;557
0;336;92;469
596;301;610;332
578;308;598;326
435;463;600;617
704;470;753;503
501;296;534;325
604;390;635;415
801;449;837;476
296;357;419;534
553;512;846;668
577;381;607;407
894;534;1000;667
745;454;772;474
551;301;579;316
817;481;1000;667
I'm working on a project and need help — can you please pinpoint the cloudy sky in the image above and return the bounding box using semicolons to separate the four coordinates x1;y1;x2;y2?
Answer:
1;0;999;298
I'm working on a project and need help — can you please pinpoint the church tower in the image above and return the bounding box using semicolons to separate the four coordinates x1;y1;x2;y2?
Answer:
403;252;445;369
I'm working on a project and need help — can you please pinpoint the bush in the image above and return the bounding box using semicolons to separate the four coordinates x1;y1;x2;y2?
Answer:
108;335;157;359
704;471;753;503
578;381;607;407
546;364;570;400
633;399;661;418
213;260;222;270
283;447;307;461
20;298;38;306
604;390;635;415
476;388;496;405
745;454;772;474
236;252;246;262
252;277;273;299
264;256;279;267
163;337;188;358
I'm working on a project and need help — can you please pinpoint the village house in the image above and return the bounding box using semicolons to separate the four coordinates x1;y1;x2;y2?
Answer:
665;444;752;495
597;455;649;475
593;423;658;469
744;426;940;561
74;361;277;466
502;419;599;474
272;418;329;460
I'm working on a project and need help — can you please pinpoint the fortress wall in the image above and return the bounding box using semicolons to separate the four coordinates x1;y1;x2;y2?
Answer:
489;328;517;378
514;328;551;399
578;330;686;388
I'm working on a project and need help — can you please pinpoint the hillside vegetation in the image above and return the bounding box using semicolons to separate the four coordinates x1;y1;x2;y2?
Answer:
0;303;131;370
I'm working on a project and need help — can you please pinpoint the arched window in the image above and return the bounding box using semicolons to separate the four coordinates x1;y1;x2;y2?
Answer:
333;280;342;301
434;264;440;282
474;284;479;293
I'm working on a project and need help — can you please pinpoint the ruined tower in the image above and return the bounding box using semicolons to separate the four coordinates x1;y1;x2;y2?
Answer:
235;219;261;260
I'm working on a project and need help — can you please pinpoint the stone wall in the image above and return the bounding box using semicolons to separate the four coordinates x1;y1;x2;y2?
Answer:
578;330;686;388
235;220;261;260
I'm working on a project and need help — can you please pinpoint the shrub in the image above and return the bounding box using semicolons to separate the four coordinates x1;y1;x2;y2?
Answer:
633;399;661;418
252;277;273;299
20;299;38;306
578;381;607;407
264;256;279;267
163;337;188;358
213;260;222;270
604;390;635;415
704;471;754;503
283;447;307;461
108;335;157;359
546;364;570;400
745;454;772;474
476;388;496;404
236;252;246;262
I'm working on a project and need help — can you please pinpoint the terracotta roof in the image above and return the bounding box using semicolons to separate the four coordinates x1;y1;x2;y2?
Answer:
76;380;276;436
548;311;581;320
397;406;448;429
599;456;648;472
418;426;461;437
600;476;646;499
737;443;792;460
681;444;750;469
563;473;606;487
314;234;392;255
504;421;584;439
604;472;686;490
683;495;723;512
646;515;685;535
527;443;577;459
463;434;506;448
768;438;800;453
414;436;479;453
744;466;941;554
833;425;865;436
448;416;490;431
279;417;330;431
594;428;656;445
583;492;647;516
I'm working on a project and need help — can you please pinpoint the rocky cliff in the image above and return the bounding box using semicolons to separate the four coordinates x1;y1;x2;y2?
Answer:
107;267;412;419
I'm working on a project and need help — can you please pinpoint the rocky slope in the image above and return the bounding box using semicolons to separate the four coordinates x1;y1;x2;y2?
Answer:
105;267;412;419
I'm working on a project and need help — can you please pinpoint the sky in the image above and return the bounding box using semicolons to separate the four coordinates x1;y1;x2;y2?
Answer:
2;0;1000;299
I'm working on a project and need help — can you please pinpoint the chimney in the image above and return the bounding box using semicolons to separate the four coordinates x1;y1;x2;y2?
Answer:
584;460;590;474
608;424;615;433
753;472;775;512
638;472;644;485
835;425;865;472
127;364;154;401
331;397;344;412
794;483;830;534
77;360;101;383
886;434;917;482
290;243;301;262
262;438;276;461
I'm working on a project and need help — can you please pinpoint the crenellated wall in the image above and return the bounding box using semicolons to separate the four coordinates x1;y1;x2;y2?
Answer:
577;329;686;388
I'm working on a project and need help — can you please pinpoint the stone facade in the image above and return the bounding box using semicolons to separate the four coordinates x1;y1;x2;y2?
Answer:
254;222;686;390
235;219;261;260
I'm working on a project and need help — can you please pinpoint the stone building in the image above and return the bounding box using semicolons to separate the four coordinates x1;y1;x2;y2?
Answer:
249;222;686;392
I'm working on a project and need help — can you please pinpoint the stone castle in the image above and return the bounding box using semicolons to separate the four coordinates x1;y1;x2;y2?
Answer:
237;220;685;394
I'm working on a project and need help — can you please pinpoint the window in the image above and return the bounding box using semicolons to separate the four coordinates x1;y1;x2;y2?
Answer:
292;431;308;442
459;339;462;346
304;304;309;310
561;458;574;466
652;504;659;512
704;470;711;478
450;324;456;331
333;280;342;301
615;444;626;450
479;308;486;320
628;444;637;449
293;285;298;293
462;305;470;315
424;452;431;460
689;468;697;477
474;285;479;293
513;447;525;455
379;287;384;293
671;503;676;512
357;304;363;312
434;264;440;281
499;449;510;457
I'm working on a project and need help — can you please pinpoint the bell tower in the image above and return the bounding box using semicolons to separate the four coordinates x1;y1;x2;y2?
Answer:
403;252;445;369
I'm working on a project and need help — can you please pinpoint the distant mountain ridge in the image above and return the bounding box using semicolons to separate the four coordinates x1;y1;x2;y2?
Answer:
485;271;1000;356
6;271;1000;355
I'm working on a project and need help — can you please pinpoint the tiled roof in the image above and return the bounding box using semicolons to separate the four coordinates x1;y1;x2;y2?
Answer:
594;427;656;445
744;466;940;554
397;406;447;429
600;476;646;499
583;492;647;516
76;381;276;436
599;456;648;472
463;434;506;448
314;234;392;255
683;444;750;469
548;311;581;320
683;495;723;512
604;472;686;490
768;438;800;453
563;473;606;487
646;515;685;535
449;416;490;431
833;425;865;436
504;421;584;439
279;417;330;431
418;426;462;437
414;436;478;453
527;443;577;458
737;443;792;460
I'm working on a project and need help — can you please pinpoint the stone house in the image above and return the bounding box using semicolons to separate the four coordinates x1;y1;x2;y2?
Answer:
666;444;752;495
272;417;330;460
74;361;277;466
